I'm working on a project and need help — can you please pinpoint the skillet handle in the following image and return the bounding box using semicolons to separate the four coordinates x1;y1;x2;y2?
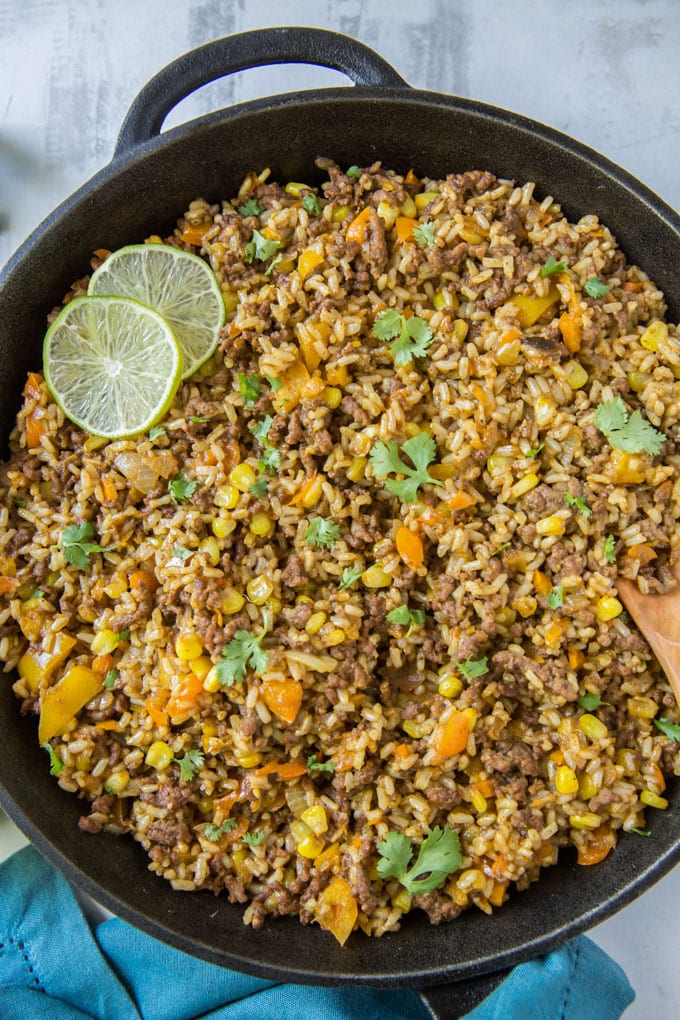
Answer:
114;27;408;158
418;968;511;1019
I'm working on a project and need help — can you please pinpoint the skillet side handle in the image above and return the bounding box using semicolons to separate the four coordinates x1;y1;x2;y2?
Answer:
114;26;408;158
418;969;511;1019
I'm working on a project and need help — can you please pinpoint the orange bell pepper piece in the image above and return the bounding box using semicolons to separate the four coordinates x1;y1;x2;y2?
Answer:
395;526;424;569
145;699;169;728
260;678;303;725
254;759;307;780
577;828;615;866
446;491;475;511
180;222;211;246
316;876;358;946
434;711;470;759
395;216;418;242
346;207;372;243
559;311;582;353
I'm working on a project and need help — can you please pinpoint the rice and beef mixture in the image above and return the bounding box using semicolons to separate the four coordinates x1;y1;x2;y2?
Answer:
1;159;680;941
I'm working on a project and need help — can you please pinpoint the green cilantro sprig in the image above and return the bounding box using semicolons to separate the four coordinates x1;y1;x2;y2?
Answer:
547;584;564;610
170;545;193;562
149;425;166;441
244;229;282;264
307;755;336;773
216;630;268;686
305;516;340;550
372;309;435;365
205;818;238;841
632;828;651;837
453;656;488;680
103;669;119;689
564;492;592;518
243;829;266;846
43;742;64;776
386;605;426;636
654;718;680;742
369;433;443;504
173;748;205;782
541;256;569;278
249;477;268;499
238;373;261;407
413;222;436;248
266;375;282;392
338;566;363;591
603;534;616;564
579;692;608;711
584;276;610;299
594;397;665;455
60;523;115;571
346;165;361;179
259;447;281;474
238;198;264;217
376;826;462;895
169;473;199;505
301;193;321;215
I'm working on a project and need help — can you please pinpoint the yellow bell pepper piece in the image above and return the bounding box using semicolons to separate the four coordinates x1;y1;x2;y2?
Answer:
18;632;77;693
273;358;311;413
297;249;324;279
38;665;103;743
510;287;559;327
315;876;358;946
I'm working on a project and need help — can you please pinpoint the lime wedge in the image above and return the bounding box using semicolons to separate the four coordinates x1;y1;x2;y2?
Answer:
88;244;226;379
43;296;183;438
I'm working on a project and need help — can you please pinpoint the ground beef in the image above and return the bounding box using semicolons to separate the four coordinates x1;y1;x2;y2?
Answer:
146;818;192;847
280;554;309;588
412;891;463;924
140;780;192;810
425;784;462;809
481;740;542;777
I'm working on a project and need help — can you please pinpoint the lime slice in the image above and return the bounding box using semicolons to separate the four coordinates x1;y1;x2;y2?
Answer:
43;296;183;438
88;244;226;379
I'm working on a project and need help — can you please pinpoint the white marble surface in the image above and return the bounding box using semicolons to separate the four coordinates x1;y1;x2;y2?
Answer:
1;1;680;1015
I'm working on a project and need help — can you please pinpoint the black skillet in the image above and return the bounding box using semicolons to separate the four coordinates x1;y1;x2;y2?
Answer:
1;28;679;1020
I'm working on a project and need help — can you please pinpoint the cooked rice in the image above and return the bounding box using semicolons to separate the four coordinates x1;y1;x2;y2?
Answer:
1;159;680;939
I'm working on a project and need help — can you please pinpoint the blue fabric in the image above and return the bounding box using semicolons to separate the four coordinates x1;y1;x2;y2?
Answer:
0;845;634;1019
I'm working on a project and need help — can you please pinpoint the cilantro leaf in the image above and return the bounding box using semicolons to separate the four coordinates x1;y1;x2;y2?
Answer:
376;826;462;895
204;818;238;841
372;308;402;342
170;545;193;562
60;523;115;571
386;605;426;635
174;748;205;782
603;534;616;564
26;590;43;601
305;516;341;550
412;222;436;248
149;425;166;441
250;416;273;443
369;433;443;504
654;717;680;742
527;443;544;458
259;446;281;474
238;198;264;217
541;256;569;278
189;415;210;424
238;372;261;407
594;398;665;455
564;492;592;518
584;276;610;299
169;473;199;505
43;742;64;776
453;656;488;680
264;252;284;277
372;309;434;365
338;566;363;591
244;229;282;264
115;630;130;644
243;829;266;846
301;193;321;215
547;584;564;610
103;669;119;689
346;165;361;179
579;692;608;711
266;375;282;392
307;754;336;773
249;476;268;499
632;828;651;837
216;630;268;686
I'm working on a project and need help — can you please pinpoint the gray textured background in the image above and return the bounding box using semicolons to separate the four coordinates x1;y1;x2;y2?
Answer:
1;2;679;1016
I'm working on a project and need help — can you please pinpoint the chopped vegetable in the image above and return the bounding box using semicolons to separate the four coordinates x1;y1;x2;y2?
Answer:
594;397;665;455
261;677;303;724
372;308;434;365
43;742;65;776
265;375;282;392
584;276;610;298
412;222;436;248
395;217;417;242
338;566;363;590
168;473;199;505
547;584;564;610
174;748;205;781
254;760;306;779
579;692;608;711
301;193;321;215
216;630;268;686
369;433;443;504
395;526;424;568
527;443;544;458
603;534;616;563
60;523;115;571
386;605;425;635
305;516;340;550
250;415;273;443
170;546;193;561
238;372;261;406
307;755;336;773
346;165;361;179
453;656;488;679
654;718;680;742
632;828;651;837
564;492;592;518
38;665;103;743
259;446;281;474
244;229;282;264
376;826;462;895
103;669;119;689
249;476;268;498
541;256;569;277
238;198;264;217
243;829;266;846
205;818;238;841
433;711;470;758
149;425;166;440
510;287;559;327
316;876;358;945
264;253;284;277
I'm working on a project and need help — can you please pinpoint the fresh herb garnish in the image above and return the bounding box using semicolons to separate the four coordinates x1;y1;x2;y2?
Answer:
603;534;616;564
249;476;268;499
103;669;119;689
541;256;569;277
386;605;426;636
238;198;264;217
264;252;284;277
250;416;273;443
632;828;651;837
43;742;64;776
149;425;166;440
654;717;680;742
173;748;205;782
579;692;608;711
266;375;282;392
369;433;443;504
594;397;665;455
376;826;462;895
189;415;210;424
216;629;268;686
244;229;282;264
259;446;281;474
373;308;435;365
60;523;115;571
301;193;321;215
413;222;436;248
204;818;238;841
26;589;43;601
453;656;489;680
346;165;361;179
527;443;545;458
115;630;130;644
307;754;336;773
169;473;199;505
338;565;363;591
584;276;610;299
564;492;592;518
242;829;266;846
547;584;564;610
238;372;261;407
305;516;341;550
170;545;193;562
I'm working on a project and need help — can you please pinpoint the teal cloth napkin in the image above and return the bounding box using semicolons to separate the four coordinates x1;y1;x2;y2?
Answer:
0;845;634;1019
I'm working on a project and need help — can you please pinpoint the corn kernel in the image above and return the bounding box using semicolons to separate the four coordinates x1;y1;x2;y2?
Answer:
296;594;313;605
104;577;128;598
377;200;398;228
453;319;469;343
321;386;343;409
199;536;221;566
215;483;240;508
536;514;566;537
401;194;417;217
212;517;235;539
343;456;367;483
564;361;589;389
297;833;326;859
75;754;91;771
300;804;328;834
266;597;282;615
510;473;539;499
555;765;579;795
640;319;668;352
362;564;393;588
145;741;174;770
221;587;245;614
415;191;439;211
438;675;463;699
627;370;652;393
332;204;351;223
246;575;273;604
229;464;257;493
470;790;487;813
305;612;327;635
487;453;511;476
301;475;324;507
570;812;602;829
236;752;264;768
91;628;118;655
595;595;623;622
190;655;212;681
197;796;213;815
579;713;609;741
250;513;273;537
627;696;658;720
462;707;478;730
105;769;130;794
176;633;203;660
324;627;346;647
393;889;412;912
640;790;668;809
534;394;556;427
578;773;599;800
285;181;310;197
433;291;447;310
459;226;483;244
616;747;637;772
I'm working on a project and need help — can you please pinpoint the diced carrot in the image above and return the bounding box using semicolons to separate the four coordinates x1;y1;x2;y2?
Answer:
501;329;521;344
260;678;303;725
100;476;117;503
24;372;43;401
533;570;552;596
491;853;509;879
545;620;565;648
549;749;565;765
92;654;114;675
446;491;475;511
145;699;169;728
166;674;204;721
0;577;19;596
418;508;440;528
559;312;582;353
623;282;643;292
404;169;420;187
254;760;307;780
94;719;118;731
213;791;240;822
626;543;657;565
471;381;495;415
346;207;372;243
25;409;47;449
434;710;469;759
577;828;615;866
395;526;424;569
475;779;494;798
180;222;211;246
129;570;158;593
395;216;418;242
489;881;508;907
652;764;666;793
568;648;585;670
352;836;362;849
393;743;411;761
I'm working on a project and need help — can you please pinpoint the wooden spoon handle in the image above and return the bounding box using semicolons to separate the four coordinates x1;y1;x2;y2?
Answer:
617;558;680;709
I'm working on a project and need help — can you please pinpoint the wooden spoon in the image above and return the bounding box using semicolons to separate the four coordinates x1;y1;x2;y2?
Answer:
617;557;680;708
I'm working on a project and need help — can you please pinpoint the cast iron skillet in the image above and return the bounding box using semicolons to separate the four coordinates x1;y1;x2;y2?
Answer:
1;27;680;1018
